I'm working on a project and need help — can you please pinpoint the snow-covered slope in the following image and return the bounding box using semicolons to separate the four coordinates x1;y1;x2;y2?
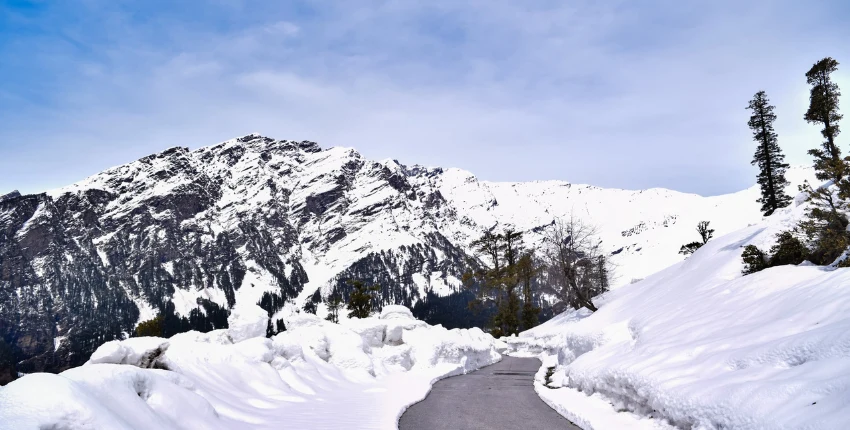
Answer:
439;165;814;286
0;305;502;429
507;193;850;429
0;133;815;376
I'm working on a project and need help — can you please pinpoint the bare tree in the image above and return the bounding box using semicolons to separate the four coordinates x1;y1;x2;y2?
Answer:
540;215;611;312
679;220;714;255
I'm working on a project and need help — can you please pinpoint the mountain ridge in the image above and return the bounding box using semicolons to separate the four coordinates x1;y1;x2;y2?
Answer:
0;133;815;379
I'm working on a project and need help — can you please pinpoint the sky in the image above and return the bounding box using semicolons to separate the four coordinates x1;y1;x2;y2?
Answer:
1;1;849;196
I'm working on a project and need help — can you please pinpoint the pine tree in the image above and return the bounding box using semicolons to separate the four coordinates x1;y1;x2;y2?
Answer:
465;229;526;336
265;318;286;337
0;337;16;385
325;294;343;323
302;301;317;315
517;253;540;331
498;229;523;336
275;319;286;334
799;57;849;265
804;57;844;185
747;91;792;215
346;280;380;319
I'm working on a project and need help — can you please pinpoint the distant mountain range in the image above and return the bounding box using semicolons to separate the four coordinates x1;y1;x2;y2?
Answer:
0;134;814;379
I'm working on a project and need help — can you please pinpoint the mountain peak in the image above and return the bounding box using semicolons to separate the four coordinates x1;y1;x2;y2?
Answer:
0;190;21;203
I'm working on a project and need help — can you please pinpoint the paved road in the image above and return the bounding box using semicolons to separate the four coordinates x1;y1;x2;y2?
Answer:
398;356;580;430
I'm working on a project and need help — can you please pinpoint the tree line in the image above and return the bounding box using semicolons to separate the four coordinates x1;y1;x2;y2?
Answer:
741;57;847;274
463;215;611;337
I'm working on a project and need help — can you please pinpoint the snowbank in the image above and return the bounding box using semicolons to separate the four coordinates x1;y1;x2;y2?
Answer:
0;304;501;429
227;302;270;343
510;201;850;429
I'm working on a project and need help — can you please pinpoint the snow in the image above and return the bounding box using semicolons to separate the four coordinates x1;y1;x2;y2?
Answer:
0;306;501;430
53;336;66;352
508;195;850;429
226;303;269;343
379;304;415;320
88;337;169;367
438;165;818;289
531;355;672;430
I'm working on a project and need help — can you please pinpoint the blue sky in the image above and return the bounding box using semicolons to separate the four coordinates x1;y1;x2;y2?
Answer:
1;0;849;196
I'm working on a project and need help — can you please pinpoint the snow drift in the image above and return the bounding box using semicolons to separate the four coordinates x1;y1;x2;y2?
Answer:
509;196;850;429
0;305;501;430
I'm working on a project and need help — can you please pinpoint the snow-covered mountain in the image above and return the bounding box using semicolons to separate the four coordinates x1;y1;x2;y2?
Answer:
0;133;814;376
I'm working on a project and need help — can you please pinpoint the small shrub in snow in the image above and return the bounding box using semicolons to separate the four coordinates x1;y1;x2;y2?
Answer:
266;318;287;338
742;231;810;275
768;231;810;266
741;245;769;275
679;221;714;255
678;241;703;255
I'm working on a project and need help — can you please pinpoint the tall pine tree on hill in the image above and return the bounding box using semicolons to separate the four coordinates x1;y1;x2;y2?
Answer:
747;91;791;216
798;57;850;265
804;57;844;186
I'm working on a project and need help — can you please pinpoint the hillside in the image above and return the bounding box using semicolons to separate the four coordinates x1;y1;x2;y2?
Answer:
508;192;850;429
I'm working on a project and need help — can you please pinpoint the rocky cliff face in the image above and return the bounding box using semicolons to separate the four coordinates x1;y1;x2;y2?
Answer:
0;134;809;380
0;135;477;376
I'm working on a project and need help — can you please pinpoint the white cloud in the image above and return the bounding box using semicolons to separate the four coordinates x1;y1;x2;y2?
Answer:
1;1;849;196
263;21;299;37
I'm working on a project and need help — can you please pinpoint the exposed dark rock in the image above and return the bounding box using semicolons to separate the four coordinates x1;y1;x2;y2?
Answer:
0;190;21;203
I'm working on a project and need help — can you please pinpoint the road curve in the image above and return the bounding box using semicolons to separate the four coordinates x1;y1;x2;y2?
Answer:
398;356;580;430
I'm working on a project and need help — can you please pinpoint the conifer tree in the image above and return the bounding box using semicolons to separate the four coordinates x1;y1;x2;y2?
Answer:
346;280;380;319
741;231;809;275
799;57;849;265
465;229;528;337
804;57;844;185
0;337;17;385
498;229;523;335
135;315;164;337
325;294;343;323
517;253;540;331
747;91;792;215
741;245;769;275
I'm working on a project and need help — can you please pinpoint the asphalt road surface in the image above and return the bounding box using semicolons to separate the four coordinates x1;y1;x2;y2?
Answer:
398;356;581;430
